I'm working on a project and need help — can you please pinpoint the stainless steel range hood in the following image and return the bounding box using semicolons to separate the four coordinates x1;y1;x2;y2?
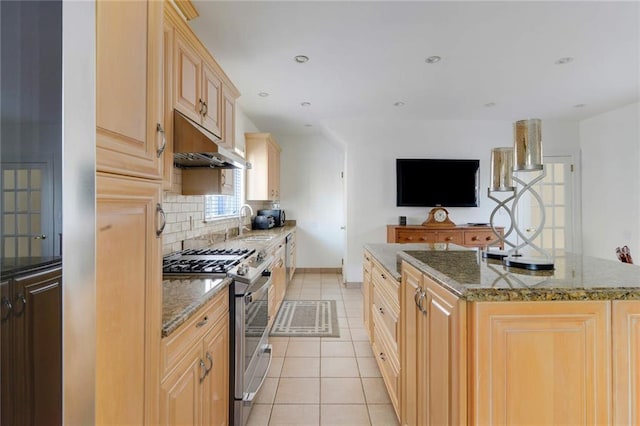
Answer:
173;109;248;169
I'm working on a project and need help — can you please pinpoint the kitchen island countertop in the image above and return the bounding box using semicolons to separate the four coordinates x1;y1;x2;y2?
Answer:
364;243;640;302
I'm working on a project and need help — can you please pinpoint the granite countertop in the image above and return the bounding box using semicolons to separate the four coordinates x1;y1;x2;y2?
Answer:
162;276;231;337
364;243;640;301
162;226;296;337
1;256;62;278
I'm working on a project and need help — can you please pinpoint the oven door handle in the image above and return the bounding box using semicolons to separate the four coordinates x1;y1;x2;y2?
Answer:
243;344;273;405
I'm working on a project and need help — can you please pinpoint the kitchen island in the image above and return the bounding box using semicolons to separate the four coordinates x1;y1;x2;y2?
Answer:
363;243;640;425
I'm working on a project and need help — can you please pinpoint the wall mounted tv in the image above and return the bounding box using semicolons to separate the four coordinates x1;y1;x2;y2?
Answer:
396;158;480;207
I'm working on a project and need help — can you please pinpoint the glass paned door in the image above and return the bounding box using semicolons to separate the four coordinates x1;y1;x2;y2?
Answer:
514;156;574;256
1;163;53;257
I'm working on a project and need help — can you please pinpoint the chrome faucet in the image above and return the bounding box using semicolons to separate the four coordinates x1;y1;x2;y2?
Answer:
238;204;253;237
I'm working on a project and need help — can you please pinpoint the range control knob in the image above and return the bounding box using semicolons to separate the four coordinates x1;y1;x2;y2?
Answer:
237;264;248;276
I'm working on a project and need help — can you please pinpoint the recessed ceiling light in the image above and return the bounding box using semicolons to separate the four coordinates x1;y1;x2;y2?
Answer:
555;57;574;65
301;102;311;107
294;55;309;63
573;103;586;108
258;92;269;97
393;101;405;107
425;56;442;64
484;102;496;108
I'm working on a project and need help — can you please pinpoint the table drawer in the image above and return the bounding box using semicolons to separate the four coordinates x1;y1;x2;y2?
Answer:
435;231;464;245
396;230;436;243
464;230;499;246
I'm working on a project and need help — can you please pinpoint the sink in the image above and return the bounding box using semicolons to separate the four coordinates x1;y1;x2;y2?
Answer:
238;235;275;241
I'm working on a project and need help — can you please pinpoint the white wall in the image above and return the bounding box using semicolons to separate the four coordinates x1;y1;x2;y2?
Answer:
579;102;640;260
320;118;580;282
276;132;345;268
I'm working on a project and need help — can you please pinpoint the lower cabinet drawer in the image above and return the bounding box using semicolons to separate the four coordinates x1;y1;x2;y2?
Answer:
372;287;398;350
371;261;400;314
161;287;229;378
372;329;400;419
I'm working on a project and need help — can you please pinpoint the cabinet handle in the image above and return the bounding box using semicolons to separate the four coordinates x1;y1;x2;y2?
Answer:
202;101;208;117
205;351;213;376
33;234;47;240
13;293;26;317
445;237;453;241
378;306;384;315
418;289;427;314
199;359;207;383
156;203;166;237
471;236;478;241
379;352;386;361
381;273;386;280
414;286;421;309
156;123;166;157
1;297;12;321
198;99;204;114
485;236;493;241
196;316;209;328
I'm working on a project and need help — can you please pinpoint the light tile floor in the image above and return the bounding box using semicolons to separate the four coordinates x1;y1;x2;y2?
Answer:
247;272;400;426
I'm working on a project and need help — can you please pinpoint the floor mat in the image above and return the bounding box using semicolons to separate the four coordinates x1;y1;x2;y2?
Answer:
270;300;340;337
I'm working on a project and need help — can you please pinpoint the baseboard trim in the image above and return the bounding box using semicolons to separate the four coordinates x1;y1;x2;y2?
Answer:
344;281;362;289
296;267;342;274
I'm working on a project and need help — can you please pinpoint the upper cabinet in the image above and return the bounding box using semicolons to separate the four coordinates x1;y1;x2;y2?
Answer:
220;85;236;151
96;0;164;180
245;133;281;201
173;33;221;139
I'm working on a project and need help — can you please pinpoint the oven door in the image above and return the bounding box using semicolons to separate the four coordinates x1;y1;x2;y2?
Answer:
234;271;272;426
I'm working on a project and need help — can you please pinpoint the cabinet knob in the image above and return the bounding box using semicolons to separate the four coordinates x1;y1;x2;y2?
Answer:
33;234;47;240
1;297;12;321
13;293;26;317
486;236;493;241
419;237;426;241
445;237;453;241
471;236;478;241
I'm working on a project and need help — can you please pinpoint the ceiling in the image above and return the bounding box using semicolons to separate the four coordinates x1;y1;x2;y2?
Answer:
190;1;640;135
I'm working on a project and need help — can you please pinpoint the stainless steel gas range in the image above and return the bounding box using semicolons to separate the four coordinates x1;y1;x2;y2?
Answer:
162;247;273;426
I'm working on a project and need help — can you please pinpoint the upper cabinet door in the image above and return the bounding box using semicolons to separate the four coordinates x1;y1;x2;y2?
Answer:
201;62;221;137
96;0;163;180
174;33;202;125
220;86;236;150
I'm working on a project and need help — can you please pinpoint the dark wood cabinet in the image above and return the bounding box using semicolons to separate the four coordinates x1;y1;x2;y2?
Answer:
1;264;62;426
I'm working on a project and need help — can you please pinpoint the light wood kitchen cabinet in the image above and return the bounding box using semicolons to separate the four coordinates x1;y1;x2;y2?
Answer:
182;168;234;196
96;173;162;426
96;0;164;180
1;265;62;426
362;250;373;341
174;31;221;139
273;240;287;314
160;287;229;426
470;300;611;425
401;261;466;426
162;16;175;190
370;256;401;418
221;84;237;151
245;133;281;201
612;300;640;425
288;230;297;281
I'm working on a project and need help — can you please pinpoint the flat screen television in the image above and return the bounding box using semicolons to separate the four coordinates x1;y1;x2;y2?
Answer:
396;158;479;207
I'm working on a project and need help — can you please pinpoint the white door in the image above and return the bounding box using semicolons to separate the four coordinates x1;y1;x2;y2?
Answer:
514;156;575;256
